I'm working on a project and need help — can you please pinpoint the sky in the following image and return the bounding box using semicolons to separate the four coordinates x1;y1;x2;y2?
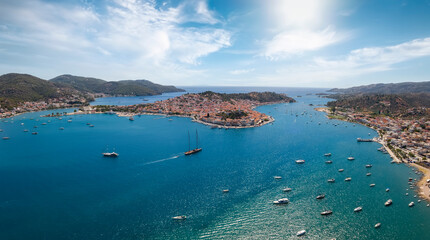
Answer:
1;0;430;87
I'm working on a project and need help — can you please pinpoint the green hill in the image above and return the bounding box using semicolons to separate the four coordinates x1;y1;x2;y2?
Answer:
0;73;66;109
329;81;430;94
50;74;184;96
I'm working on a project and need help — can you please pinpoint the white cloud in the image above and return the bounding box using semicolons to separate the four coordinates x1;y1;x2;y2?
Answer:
229;68;255;75
0;0;231;81
264;27;344;59
261;0;346;59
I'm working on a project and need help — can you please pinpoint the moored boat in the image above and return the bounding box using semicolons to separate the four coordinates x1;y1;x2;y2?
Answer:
370;183;375;187
354;206;363;212
409;202;415;207
338;169;344;172
345;177;352;181
295;159;305;164
321;210;332;215
172;215;186;220
347;156;355;160
366;173;371;176
296;230;306;236
316;194;325;199
102;152;119;157
365;164;372;168
385;199;393;206
325;160;332;164
375;223;381;228
327;178;335;183
274;176;282;180
282;187;292;192
273;198;289;204
324;153;332;157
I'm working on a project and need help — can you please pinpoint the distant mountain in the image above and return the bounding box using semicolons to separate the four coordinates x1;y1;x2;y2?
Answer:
0;73;78;108
50;74;184;96
329;81;430;94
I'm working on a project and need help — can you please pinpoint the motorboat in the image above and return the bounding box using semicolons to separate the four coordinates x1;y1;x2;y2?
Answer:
273;198;289;204
366;173;372;176
327;179;335;183
386;188;390;192
345;177;352;181
321;210;332;215
282;187;292;192
295;159;305;164
365;164;372;168
409;202;415;207
274;176;282;180
385;199;393;206
338;169;344;172
347;156;355;161
375;223;381;228
325;160;333;164
354;206;363;212
102;152;119;157
172;215;186;220
222;189;229;193
324;153;332;157
316;194;325;199
370;183;376;187
296;230;306;236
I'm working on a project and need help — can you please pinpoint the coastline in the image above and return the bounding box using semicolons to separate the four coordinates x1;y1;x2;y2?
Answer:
314;107;430;203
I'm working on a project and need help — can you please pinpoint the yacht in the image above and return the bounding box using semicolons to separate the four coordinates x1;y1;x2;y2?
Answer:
222;189;229;193
102;152;119;157
282;187;292;192
354;206;363;212
295;159;305;164
324;153;332;157
385;199;393;206
273;198;289;204
185;130;202;155
366;173;371;176
409;202;415;207
325;160;333;164
172;215;187;220
370;183;376;187
365;164;373;168
327;178;335;183
321;210;332;215
316;194;325;200
375;223;381;228
347;156;355;161
296;230;306;236
274;176;282;180
345;177;352;181
386;188;390;192
338;169;344;172
406;193;409;196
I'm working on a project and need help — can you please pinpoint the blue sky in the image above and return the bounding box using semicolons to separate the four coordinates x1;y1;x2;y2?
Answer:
1;0;430;87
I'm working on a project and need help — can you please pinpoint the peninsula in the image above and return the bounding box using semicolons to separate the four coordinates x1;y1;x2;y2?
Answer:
91;91;296;128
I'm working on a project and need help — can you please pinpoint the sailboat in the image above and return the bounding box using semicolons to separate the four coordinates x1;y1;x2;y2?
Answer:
185;130;202;155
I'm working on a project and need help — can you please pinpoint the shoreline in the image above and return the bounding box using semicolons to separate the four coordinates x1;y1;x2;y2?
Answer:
314;107;430;203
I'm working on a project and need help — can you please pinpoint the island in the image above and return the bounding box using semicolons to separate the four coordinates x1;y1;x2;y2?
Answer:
84;91;296;128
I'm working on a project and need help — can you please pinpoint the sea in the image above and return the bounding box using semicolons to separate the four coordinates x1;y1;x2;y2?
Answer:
0;87;429;240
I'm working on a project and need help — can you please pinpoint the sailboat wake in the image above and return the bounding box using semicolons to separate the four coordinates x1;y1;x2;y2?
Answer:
143;155;181;165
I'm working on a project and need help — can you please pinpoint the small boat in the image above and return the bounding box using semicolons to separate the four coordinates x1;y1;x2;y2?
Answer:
370;183;375;187
282;187;292;192
366;173;371;176
89;125;94;127
365;164;372;168
102;152;119;157
59;127;64;130
273;198;289;204
354;206;363;212
327;178;335;183
409;202;415;207
427;204;429;207
316;194;325;200
338;169;344;172
345;177;352;181
385;199;392;206
274;176;282;180
129;116;134;121
86;123;91;125
324;153;332;157
418;199;421;203
386;188;390;192
321;210;332;215
23;129;29;132
295;159;305;164
68;120;72;122
347;156;355;161
32;132;38;135
172;215;186;220
2;137;10;140
33;126;38;128
296;230;306;236
41;123;47;125
375;223;381;228
390;160;396;163
325;160;332;164
406;193;409;196
222;189;229;193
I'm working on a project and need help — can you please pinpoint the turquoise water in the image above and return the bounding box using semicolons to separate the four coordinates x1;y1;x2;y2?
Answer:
0;88;429;239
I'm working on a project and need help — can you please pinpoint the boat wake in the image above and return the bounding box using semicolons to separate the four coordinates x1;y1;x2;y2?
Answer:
143;155;181;165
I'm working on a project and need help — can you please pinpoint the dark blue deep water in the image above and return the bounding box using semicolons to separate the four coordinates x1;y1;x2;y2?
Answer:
0;87;429;239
